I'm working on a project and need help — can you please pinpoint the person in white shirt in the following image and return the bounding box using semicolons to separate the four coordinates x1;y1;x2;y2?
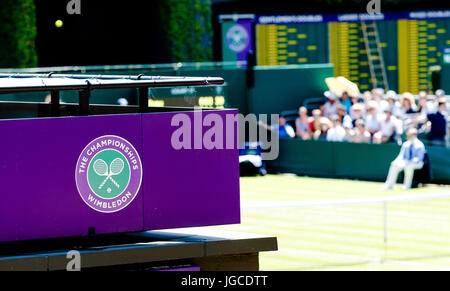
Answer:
295;106;312;140
374;107;398;144
385;90;403;118
321;91;340;118
417;91;437;116
337;104;353;129
362;91;373;105
372;88;389;115
327;115;346;142
364;101;381;138
400;92;418;115
352;119;371;143
350;102;365;123
382;128;426;190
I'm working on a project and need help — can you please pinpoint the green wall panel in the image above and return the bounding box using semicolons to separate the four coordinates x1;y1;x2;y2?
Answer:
248;64;334;115
268;139;335;176
268;139;450;184
377;20;399;92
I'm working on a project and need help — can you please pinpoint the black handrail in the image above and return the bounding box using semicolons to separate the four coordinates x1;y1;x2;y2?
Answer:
0;73;225;116
0;73;224;93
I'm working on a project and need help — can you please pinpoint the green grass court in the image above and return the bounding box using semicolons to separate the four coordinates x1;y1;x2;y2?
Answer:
211;175;450;271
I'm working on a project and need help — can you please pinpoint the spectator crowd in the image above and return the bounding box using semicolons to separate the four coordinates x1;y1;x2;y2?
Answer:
277;88;449;146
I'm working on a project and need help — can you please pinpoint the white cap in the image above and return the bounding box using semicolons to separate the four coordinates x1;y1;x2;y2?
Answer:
324;91;338;100
435;89;445;97
386;90;398;100
367;100;379;110
117;98;129;106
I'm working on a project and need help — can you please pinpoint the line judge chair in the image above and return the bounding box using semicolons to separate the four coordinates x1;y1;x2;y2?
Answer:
411;152;432;188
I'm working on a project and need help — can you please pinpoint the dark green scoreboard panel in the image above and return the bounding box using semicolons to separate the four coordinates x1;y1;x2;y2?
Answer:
329;20;399;91
398;18;450;93
256;22;329;65
222;12;450;94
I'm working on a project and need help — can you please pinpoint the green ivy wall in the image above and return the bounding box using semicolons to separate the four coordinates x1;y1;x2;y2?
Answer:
158;0;213;62
0;0;37;68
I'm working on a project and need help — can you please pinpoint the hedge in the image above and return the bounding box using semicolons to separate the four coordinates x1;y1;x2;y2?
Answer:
158;0;213;62
0;0;38;68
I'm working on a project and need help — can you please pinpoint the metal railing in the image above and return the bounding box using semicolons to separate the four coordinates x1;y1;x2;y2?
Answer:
0;73;224;116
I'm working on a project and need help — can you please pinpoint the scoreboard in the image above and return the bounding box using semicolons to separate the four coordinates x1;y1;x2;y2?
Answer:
256;22;328;66
398;17;450;93
329;20;399;91
221;11;450;94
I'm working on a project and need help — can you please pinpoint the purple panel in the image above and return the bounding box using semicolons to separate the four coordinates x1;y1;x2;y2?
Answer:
0;114;143;242
237;20;254;61
142;110;241;230
0;110;241;243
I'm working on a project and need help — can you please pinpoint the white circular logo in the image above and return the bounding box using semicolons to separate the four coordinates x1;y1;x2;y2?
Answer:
226;24;250;53
75;135;143;213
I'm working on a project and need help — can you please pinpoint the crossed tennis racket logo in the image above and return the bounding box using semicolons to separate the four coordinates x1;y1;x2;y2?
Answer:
93;158;125;190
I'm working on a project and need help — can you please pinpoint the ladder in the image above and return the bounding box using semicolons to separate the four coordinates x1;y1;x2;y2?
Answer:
361;21;389;91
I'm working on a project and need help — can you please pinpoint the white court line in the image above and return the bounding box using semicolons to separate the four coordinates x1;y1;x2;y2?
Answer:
242;191;450;210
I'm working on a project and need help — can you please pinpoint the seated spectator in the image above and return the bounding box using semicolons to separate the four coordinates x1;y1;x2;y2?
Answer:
258;116;296;139
295;106;312;140
326;115;346;142
386;90;403;118
313;117;332;141
363;91;373;101
337;104;354;141
340;91;352;113
352;94;362;104
309;109;322;133
350;94;363;111
362;91;373;109
350;102;365;124
365;101;381;138
352;119;371;143
372;88;384;101
374;107;397;144
427;99;447;146
400;92;417;115
337;104;353;129
372;88;389;114
321;91;340;118
417;91;436;115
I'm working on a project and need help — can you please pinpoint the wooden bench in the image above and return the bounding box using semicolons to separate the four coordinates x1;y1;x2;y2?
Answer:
0;229;278;271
